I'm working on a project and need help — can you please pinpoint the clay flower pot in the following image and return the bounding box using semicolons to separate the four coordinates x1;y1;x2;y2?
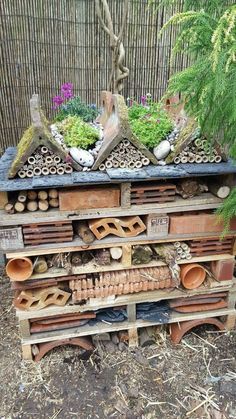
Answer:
6;257;33;281
180;263;206;289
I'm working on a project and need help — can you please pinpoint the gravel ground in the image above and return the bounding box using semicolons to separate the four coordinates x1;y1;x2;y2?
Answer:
1;276;236;419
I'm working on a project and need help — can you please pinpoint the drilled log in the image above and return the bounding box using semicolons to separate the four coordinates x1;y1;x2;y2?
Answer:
48;189;58;199
49;198;59;208
38;190;48;201
208;183;230;199
14;201;25;213
26;201;38;212
27;190;38;201
38;200;49;211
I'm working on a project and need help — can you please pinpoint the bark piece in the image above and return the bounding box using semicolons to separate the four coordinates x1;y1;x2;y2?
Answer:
74;221;96;244
132;245;153;265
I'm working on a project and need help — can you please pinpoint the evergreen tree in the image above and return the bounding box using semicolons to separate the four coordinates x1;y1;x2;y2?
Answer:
150;0;236;230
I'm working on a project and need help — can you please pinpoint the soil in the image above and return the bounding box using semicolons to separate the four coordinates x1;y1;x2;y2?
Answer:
1;275;236;419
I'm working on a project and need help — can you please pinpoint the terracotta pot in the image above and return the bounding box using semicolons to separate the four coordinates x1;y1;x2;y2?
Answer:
6;257;33;281
180;263;206;289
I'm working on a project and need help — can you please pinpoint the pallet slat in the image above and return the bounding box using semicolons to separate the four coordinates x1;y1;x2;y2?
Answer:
130;183;176;205
23;221;73;245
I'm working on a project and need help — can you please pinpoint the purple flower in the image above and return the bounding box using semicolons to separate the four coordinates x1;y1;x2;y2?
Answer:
61;82;73;93
63;90;73;99
141;95;147;106
52;95;64;107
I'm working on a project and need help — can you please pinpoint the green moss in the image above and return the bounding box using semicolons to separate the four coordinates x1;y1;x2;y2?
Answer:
128;102;173;149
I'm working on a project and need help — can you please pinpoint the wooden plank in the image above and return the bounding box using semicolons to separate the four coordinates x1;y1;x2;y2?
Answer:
16;281;235;321
12;253;234;282
6;232;236;258
19;319;31;339
21;308;235;345
0;193;223;227
59;186;120;211
0;227;24;251
0;191;8;209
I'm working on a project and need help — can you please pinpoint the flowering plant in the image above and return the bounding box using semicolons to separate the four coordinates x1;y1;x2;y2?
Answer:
52;83;99;123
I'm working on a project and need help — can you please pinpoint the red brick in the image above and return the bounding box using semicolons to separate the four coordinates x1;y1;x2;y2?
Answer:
210;259;235;281
35;337;94;361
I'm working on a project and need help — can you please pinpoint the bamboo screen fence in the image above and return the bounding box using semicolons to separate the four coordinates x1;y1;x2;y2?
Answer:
0;0;186;150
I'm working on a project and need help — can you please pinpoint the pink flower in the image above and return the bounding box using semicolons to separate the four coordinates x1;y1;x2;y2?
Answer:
52;95;64;107
61;82;73;93
63;90;73;99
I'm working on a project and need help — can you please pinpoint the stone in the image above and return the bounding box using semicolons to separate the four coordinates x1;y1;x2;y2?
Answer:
153;140;171;160
118;342;127;352
70;147;94;167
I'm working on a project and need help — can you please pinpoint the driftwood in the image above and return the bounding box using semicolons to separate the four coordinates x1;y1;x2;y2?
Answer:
95;0;129;93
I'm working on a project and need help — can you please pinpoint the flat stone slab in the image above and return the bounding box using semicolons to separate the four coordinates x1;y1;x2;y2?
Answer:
0;147;235;191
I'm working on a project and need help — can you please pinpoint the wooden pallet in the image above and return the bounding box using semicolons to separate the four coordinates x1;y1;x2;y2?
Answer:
188;237;233;257
130;183;176;205
23;221;73;245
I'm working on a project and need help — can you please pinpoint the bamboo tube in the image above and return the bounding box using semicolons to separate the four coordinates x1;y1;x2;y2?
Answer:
99;164;106;171
33;167;42;176
41;146;48;154
105;160;113;169
26;170;34;178
42;167;49;176
38;200;49;211
195;155;203;163
28;156;35;164
180;156;188;163
57;167;65;175
26;201;38;212
27;190;37;200
209;155;215;163
134;161;142;168
38;190;48;200
214;155;222;163
119;161;126;168
49;167;57;175
45;156;53;164
113;161;119;168
18;170;26;178
64;165;73;174
141;157;150;166
174;156;181;164
17;191;27;202
54;156;61;164
202;156;209;163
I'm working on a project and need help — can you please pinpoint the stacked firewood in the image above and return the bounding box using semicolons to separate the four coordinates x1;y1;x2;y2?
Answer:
5;189;59;213
17;146;73;178
99;140;150;171
174;139;222;164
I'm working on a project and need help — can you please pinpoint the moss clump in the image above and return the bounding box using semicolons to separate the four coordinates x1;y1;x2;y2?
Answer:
57;116;99;149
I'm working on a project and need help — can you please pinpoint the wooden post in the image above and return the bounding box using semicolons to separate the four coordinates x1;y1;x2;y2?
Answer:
0;191;8;209
120;182;131;208
22;344;33;360
122;244;132;267
19;319;31;339
226;290;236;330
127;303;138;347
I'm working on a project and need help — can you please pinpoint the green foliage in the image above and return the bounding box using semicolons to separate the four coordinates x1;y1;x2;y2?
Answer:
55;96;99;123
128;102;173;149
151;0;236;230
216;188;236;236
57;116;99;149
